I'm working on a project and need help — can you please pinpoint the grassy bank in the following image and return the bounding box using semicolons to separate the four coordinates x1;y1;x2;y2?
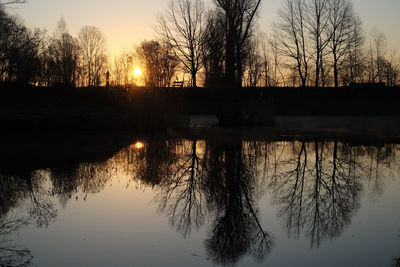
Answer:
0;84;167;132
1;83;399;134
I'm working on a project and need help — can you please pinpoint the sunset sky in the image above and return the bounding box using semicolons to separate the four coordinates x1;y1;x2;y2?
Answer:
11;0;400;58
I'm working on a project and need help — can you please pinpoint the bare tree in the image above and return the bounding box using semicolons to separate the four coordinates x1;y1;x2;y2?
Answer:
306;0;331;87
3;22;45;84
0;7;15;80
344;14;365;84
112;51;127;86
112;48;135;86
78;26;107;87
214;0;262;87
0;7;45;84
136;40;179;87
370;29;387;83
46;18;80;86
382;50;399;86
269;37;286;86
274;0;310;87
326;0;354;87
259;32;272;87
201;10;225;87
245;36;263;87
157;0;205;87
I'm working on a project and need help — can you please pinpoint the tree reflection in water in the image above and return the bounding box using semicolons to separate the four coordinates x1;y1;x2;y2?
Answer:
50;161;117;203
150;139;273;265
0;172;32;267
145;138;398;263
267;141;397;247
156;140;206;237
0;156;119;266
202;140;272;265
0;170;57;267
0;215;32;267
0;137;398;266
125;138;178;187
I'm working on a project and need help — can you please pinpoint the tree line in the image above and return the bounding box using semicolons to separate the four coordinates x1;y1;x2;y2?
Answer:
0;6;108;87
0;0;399;88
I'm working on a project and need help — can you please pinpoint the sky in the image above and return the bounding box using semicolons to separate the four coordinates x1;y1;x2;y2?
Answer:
10;0;400;58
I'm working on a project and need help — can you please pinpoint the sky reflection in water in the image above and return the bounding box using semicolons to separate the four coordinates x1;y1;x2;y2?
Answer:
1;138;399;267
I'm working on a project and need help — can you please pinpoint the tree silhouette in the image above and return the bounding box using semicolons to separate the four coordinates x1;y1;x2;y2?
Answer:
306;0;331;87
78;26;107;87
326;0;354;87
271;142;308;238
0;8;45;84
214;0;262;87
203;140;272;265
46;18;80;86
136;40;179;87
134;139;178;186
273;0;310;87
49;161;116;202
342;14;365;85
201;10;225;87
156;140;207;237
157;0;205;87
150;139;273;265
269;141;363;247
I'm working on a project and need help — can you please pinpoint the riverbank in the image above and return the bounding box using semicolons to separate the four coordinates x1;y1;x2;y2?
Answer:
1;84;399;134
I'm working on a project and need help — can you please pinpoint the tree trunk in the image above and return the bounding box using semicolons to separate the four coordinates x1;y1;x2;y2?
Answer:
315;50;320;87
192;71;197;88
333;53;339;87
88;61;91;87
225;28;236;88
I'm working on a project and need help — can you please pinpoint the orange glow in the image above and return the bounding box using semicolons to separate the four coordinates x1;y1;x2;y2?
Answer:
134;142;144;149
134;68;142;77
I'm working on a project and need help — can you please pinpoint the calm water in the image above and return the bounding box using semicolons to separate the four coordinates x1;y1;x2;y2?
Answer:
1;136;400;266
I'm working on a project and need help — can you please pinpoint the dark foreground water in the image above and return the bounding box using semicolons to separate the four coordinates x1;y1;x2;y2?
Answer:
1;135;400;267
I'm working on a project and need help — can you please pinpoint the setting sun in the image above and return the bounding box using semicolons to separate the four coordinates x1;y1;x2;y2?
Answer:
134;68;142;77
134;141;144;150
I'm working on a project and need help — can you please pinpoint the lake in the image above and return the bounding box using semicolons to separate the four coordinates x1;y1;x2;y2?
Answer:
1;132;399;266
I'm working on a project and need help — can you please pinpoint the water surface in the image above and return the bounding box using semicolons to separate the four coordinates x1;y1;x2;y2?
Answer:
1;135;400;266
